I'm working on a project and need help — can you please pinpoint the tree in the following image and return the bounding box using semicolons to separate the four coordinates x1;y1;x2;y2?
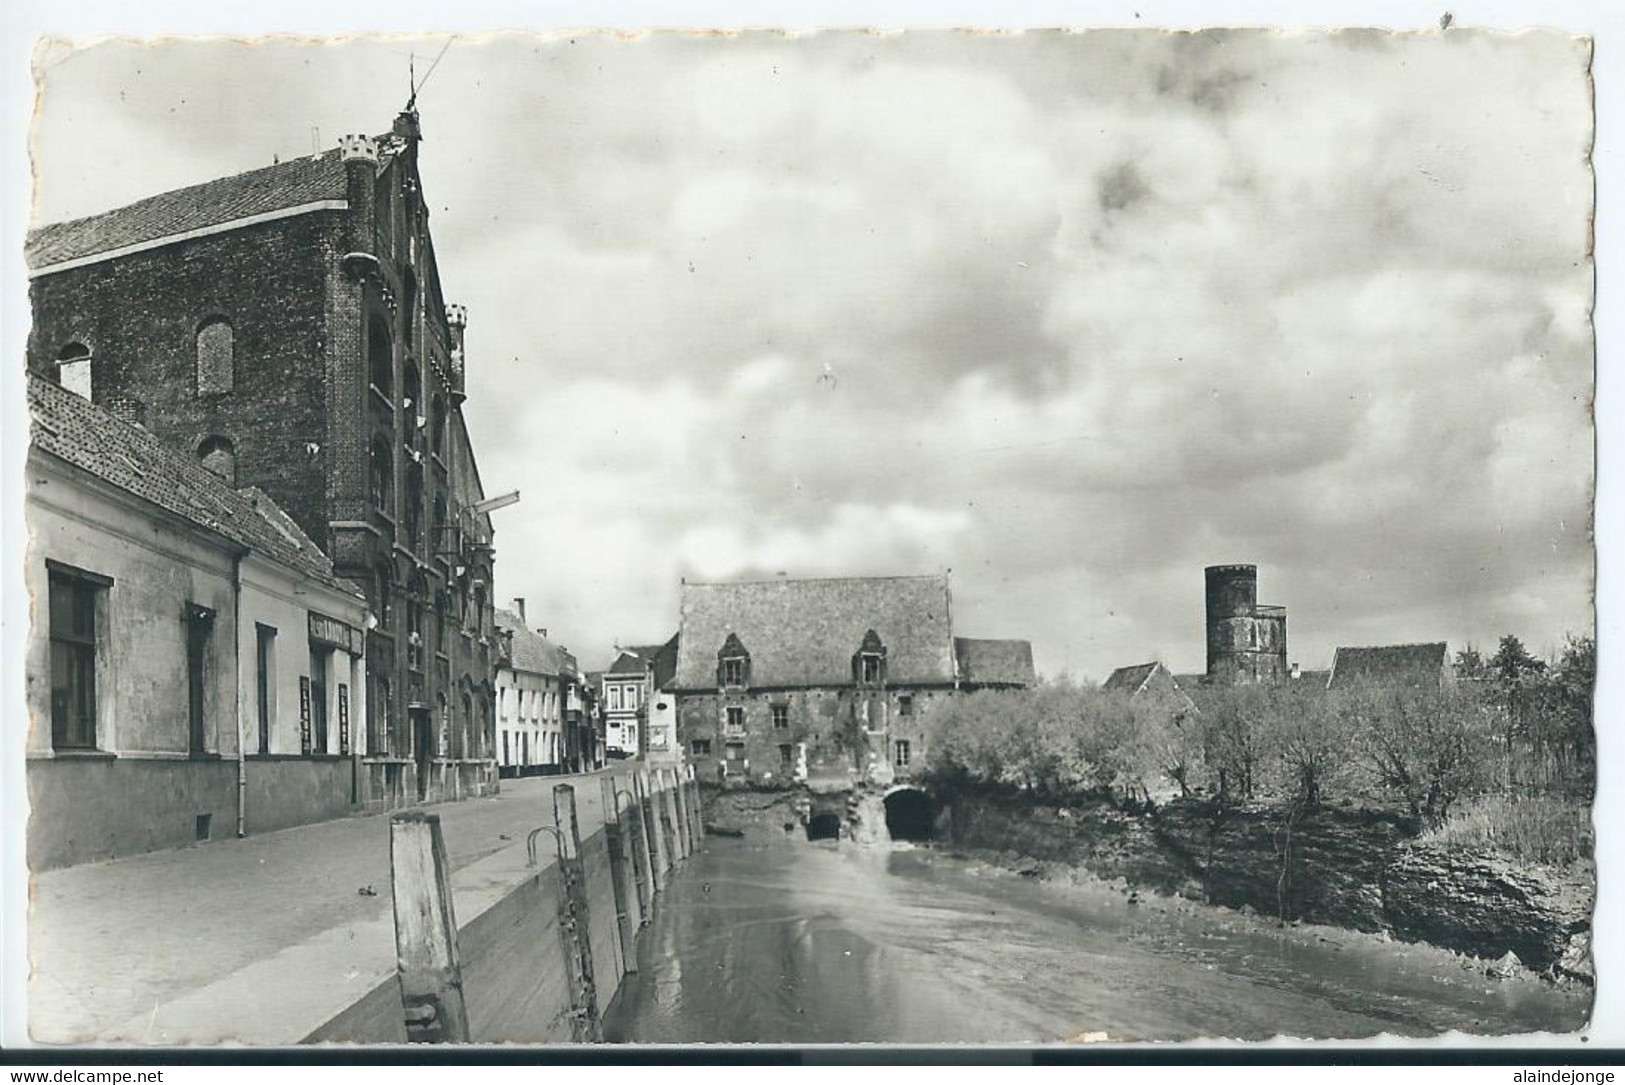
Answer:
1364;683;1493;828
1453;644;1489;681
1491;634;1548;792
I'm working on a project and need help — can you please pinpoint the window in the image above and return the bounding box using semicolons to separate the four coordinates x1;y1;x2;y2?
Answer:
772;703;789;729
371;438;393;513
898;694;913;717
779;743;793;770
624;684;639;711
373;674;393;756
369;315;393;395
407;600;424;670
405;466;424;548
256;624;276;754
725;705;746;736
48;566;103;750
432;496;447;556
196;318;234;395
403;362;422;437
55;343;92;399
403;268;418;348
607;686;621;711
431;396;447;456
893;739;911;768
437;693;449;756
186;604;216;755
862;655;881;684
725;742;746;763
375;569;393;631
197;436;236;485
722;658;745;688
309;647;330;754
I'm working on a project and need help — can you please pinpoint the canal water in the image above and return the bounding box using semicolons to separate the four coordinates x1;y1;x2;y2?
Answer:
604;834;1589;1044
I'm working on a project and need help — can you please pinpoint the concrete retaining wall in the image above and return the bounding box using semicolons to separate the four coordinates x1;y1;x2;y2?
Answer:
308;766;695;1043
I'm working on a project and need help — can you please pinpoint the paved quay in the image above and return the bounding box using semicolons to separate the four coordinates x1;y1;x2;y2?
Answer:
28;769;627;1045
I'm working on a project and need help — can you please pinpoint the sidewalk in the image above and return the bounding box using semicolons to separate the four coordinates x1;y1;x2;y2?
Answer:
27;768;625;1045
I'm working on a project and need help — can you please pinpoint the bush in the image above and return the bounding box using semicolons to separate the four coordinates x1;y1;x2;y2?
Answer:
1422;794;1594;870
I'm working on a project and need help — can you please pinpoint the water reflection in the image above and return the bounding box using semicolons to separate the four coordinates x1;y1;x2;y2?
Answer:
604;836;1588;1044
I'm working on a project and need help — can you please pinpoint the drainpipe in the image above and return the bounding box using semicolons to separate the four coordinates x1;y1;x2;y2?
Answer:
233;549;247;838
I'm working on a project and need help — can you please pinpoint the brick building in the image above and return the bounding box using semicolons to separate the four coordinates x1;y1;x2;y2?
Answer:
669;574;1034;789
26;107;501;808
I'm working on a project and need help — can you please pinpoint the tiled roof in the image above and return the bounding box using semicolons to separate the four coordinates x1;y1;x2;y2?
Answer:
606;650;649;677
1174;673;1208;690
28;376;355;594
673;575;956;690
1327;643;1449;690
1103;661;1161;693
494;608;569;677
26;149;354;269
955;637;1036;688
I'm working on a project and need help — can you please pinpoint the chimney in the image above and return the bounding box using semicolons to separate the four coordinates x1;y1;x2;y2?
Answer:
393;108;423;142
539;628;548;638
512;597;526;625
1290;662;1302;680
104;394;147;430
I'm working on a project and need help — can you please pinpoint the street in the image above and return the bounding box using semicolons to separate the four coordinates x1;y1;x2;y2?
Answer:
28;771;618;1044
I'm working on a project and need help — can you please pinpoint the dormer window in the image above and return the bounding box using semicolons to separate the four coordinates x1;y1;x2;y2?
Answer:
853;629;887;686
717;632;750;690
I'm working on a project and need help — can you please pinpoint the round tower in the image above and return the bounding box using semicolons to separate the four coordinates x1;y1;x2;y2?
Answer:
1205;564;1286;684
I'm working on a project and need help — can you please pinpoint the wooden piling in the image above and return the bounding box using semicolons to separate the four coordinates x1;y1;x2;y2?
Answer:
598;775;639;974
670;766;692;861
625;773;655;920
689;760;708;844
552;784;603;1043
389;811;471;1043
637;769;669;892
657;768;681;868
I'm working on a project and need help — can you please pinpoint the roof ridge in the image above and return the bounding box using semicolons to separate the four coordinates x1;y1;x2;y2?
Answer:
684;573;948;586
28;147;345;238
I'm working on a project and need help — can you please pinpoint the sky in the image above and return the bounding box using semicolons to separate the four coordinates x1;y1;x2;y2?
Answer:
27;28;1596;679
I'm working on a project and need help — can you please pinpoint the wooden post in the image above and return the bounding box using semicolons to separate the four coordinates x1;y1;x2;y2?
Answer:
389;811;471;1043
598;775;638;974
553;784;603;1043
657;768;681;869
626;772;656;918
637;769;669;891
670;766;692;861
686;763;705;848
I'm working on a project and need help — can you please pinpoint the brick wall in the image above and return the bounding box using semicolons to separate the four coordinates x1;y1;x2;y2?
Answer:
29;213;344;546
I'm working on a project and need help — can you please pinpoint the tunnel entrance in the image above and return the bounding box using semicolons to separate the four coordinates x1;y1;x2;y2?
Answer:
883;788;936;842
805;812;842;841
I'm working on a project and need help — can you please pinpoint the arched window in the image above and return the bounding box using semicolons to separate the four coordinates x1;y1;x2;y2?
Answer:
197;435;237;485
403;362;422;447
196;318;234;395
461;692;474;759
402;268;418;348
405;464;424;549
431;395;446;457
437;693;449;756
368;315;393;396
432;495;447;555
370;437;393;513
55;343;92;399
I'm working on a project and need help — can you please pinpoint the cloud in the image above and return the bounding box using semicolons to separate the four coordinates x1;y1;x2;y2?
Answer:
30;29;1595;675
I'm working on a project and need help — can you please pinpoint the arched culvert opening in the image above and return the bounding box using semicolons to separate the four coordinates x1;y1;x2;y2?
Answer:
883;788;936;842
805;812;842;841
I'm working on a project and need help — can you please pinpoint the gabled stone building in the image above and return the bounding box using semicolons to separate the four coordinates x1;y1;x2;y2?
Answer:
670;574;1034;788
26;107;501;809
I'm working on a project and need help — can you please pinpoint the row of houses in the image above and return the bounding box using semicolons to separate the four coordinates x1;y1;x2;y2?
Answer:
24;107;521;870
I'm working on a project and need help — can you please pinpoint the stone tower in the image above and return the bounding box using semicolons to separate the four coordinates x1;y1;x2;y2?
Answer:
1204;564;1288;685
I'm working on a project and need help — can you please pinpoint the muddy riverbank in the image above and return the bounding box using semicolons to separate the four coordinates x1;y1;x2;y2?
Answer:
701;786;1595;984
